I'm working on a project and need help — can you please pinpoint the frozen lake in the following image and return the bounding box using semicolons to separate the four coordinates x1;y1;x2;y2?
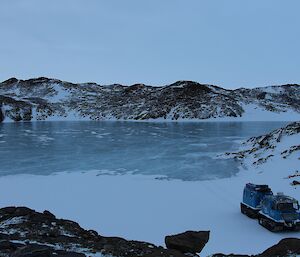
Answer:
0;121;288;180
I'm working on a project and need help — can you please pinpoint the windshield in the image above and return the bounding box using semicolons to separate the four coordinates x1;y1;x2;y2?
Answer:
277;203;298;211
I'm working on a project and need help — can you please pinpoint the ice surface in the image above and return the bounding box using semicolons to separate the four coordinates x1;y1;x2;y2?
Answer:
0;121;288;180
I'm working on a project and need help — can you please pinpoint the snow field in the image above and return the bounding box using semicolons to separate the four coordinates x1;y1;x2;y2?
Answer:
0;166;299;256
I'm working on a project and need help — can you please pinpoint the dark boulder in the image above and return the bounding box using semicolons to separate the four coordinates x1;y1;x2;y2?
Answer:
212;238;300;257
165;230;210;254
291;180;300;186
258;238;300;257
43;210;56;219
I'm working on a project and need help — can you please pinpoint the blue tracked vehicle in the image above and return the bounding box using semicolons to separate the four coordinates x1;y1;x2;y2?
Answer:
241;183;300;231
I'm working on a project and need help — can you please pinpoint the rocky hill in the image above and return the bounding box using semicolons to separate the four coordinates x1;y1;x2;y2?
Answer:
229;122;300;164
0;77;299;122
226;121;300;186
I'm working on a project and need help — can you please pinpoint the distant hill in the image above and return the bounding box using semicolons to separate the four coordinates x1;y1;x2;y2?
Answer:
0;77;299;122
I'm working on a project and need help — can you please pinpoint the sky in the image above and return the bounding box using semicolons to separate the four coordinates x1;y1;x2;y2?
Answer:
0;0;299;89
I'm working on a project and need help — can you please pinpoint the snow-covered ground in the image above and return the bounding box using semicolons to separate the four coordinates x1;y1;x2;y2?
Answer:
210;103;300;122
0;162;299;255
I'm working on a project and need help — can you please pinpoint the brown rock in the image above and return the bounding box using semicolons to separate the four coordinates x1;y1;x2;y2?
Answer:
165;230;210;254
212;238;300;257
258;238;300;257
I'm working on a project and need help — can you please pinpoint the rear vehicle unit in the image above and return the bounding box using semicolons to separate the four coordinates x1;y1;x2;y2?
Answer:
241;183;272;218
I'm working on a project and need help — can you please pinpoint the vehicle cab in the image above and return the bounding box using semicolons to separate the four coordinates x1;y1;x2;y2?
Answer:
260;193;300;230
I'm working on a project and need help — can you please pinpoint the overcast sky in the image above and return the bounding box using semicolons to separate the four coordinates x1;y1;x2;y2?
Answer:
0;1;299;88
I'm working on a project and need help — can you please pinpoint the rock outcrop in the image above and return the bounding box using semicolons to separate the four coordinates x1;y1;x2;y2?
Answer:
212;238;300;257
0;206;186;257
258;238;300;257
0;77;299;122
165;230;209;254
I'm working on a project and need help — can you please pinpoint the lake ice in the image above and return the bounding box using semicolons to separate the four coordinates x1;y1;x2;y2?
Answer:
0;121;288;180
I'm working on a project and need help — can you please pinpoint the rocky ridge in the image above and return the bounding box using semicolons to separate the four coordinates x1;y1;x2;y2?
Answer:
0;207;187;257
0;77;299;122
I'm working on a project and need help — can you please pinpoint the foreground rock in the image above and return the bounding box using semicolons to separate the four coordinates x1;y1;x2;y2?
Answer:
165;230;209;254
0;207;187;257
212;238;300;257
258;238;300;257
0;77;299;122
